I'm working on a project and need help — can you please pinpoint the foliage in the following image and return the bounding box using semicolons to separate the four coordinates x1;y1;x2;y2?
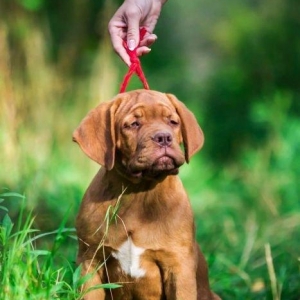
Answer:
0;192;122;299
0;0;300;299
0;193;76;299
181;93;300;298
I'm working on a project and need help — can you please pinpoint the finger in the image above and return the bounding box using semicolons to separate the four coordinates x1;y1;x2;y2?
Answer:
115;45;131;66
126;11;141;50
139;33;157;47
136;46;151;57
109;31;131;66
108;18;131;66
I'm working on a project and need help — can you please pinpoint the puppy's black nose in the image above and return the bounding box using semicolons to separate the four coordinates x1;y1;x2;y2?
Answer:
153;132;173;147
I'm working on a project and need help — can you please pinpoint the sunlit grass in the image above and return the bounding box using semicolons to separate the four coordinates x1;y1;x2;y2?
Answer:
0;192;77;299
0;192;125;300
183;97;300;299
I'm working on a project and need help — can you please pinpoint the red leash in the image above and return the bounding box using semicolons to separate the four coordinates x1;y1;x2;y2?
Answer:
119;28;150;93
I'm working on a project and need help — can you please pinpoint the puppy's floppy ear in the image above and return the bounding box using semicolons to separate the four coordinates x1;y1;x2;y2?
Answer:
72;97;122;170
166;93;204;163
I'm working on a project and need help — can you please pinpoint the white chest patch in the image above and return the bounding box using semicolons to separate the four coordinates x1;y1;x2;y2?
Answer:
112;237;146;278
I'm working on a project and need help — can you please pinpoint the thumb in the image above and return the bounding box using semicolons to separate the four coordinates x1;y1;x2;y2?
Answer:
126;17;140;51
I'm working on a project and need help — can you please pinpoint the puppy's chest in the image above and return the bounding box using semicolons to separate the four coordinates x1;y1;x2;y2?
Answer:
86;190;187;278
102;208;167;279
104;210;164;250
111;236;146;279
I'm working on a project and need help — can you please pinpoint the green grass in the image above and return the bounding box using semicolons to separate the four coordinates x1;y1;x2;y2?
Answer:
0;192;78;299
0;192;125;300
192;168;300;300
180;98;300;299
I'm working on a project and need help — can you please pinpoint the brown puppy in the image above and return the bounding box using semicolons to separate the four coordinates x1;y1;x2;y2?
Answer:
73;90;220;300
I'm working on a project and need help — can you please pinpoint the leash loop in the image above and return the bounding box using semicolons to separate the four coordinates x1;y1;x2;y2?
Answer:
119;28;150;93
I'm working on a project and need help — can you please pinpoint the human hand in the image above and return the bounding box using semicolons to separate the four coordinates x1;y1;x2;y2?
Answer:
108;0;167;66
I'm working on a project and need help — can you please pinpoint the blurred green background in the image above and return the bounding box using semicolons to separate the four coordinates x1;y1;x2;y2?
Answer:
0;0;300;298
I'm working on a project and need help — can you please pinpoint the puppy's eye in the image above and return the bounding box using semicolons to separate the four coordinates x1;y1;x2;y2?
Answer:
170;120;179;126
123;120;141;129
130;121;140;128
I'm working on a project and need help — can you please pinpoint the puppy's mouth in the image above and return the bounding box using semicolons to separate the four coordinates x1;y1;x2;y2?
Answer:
152;155;179;172
129;155;180;179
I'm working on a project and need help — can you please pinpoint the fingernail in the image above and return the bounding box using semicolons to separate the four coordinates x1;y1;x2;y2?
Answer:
128;39;136;51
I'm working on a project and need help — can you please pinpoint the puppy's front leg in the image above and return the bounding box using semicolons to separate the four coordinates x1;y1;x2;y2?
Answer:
162;256;197;300
80;260;105;300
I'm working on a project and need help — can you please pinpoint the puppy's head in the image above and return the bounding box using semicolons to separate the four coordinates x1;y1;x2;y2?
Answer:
73;90;204;182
